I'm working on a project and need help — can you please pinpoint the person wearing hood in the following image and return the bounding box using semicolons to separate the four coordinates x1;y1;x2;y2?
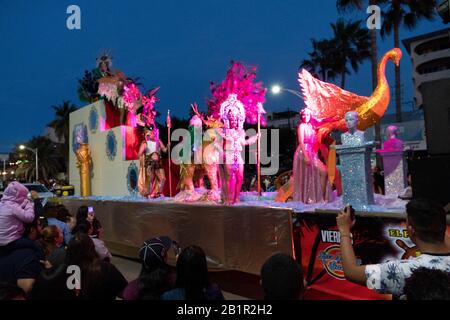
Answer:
0;182;35;248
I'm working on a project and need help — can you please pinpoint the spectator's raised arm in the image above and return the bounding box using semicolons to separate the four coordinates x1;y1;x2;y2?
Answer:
336;206;366;285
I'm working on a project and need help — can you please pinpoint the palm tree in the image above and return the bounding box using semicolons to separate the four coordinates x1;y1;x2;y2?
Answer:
337;0;387;155
330;19;371;88
48;101;78;167
300;39;339;82
380;0;437;122
15;136;62;182
77;70;99;103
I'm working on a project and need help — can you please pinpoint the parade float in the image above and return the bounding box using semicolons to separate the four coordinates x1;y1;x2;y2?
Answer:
60;49;450;300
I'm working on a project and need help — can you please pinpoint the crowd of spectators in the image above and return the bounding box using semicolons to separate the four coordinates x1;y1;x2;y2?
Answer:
0;181;448;300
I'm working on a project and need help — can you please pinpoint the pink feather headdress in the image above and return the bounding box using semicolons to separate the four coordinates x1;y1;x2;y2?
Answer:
136;87;160;127
207;61;267;126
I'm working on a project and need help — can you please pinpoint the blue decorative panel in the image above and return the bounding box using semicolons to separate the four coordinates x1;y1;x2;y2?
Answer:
89;106;99;133
106;130;117;161
127;162;139;195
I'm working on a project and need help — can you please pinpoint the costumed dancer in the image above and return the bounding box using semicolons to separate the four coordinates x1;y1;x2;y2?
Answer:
77;52;114;103
192;103;223;201
95;51;133;125
175;113;204;201
137;89;167;198
175;103;222;202
293;108;333;203
217;94;260;205
138;125;168;199
206;61;266;205
94;53;113;79
96;52;122;103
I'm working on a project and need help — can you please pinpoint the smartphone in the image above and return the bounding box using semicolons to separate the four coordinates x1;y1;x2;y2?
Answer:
347;205;356;221
88;206;94;216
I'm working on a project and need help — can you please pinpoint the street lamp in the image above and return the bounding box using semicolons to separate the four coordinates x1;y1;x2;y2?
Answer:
19;145;39;182
271;85;303;99
271;85;282;95
271;85;304;130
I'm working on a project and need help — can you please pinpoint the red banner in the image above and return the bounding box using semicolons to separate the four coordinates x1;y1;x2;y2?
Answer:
297;213;425;300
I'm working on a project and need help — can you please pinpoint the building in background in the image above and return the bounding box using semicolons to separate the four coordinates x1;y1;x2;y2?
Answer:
402;26;450;204
438;0;450;23
403;28;450;155
402;27;450;108
266;110;299;130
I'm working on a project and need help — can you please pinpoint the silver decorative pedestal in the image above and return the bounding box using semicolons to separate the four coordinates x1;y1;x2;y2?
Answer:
377;151;407;197
334;143;375;211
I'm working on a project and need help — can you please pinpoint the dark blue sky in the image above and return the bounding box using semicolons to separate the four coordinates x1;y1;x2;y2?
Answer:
0;0;445;152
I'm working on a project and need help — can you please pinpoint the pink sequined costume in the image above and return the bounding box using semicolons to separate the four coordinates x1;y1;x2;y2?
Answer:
293;109;332;203
206;62;267;205
217;95;260;205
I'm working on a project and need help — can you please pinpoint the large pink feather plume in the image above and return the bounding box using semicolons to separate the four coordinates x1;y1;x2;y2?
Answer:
123;82;141;111
140;87;160;127
207;61;267;126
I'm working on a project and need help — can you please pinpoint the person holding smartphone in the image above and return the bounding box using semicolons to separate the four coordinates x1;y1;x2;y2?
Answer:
73;206;103;239
337;199;450;299
87;206;95;227
87;206;103;239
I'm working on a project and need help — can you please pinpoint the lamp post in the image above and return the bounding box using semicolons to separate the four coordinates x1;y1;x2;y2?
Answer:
0;156;7;181
271;85;303;99
19;145;38;182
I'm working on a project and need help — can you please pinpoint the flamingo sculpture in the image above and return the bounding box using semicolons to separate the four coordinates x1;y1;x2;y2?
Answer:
275;48;403;203
299;48;403;139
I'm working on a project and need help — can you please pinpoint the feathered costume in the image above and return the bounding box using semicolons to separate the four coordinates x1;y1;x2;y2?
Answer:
208;61;266;204
137;88;166;198
95;51;141;125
